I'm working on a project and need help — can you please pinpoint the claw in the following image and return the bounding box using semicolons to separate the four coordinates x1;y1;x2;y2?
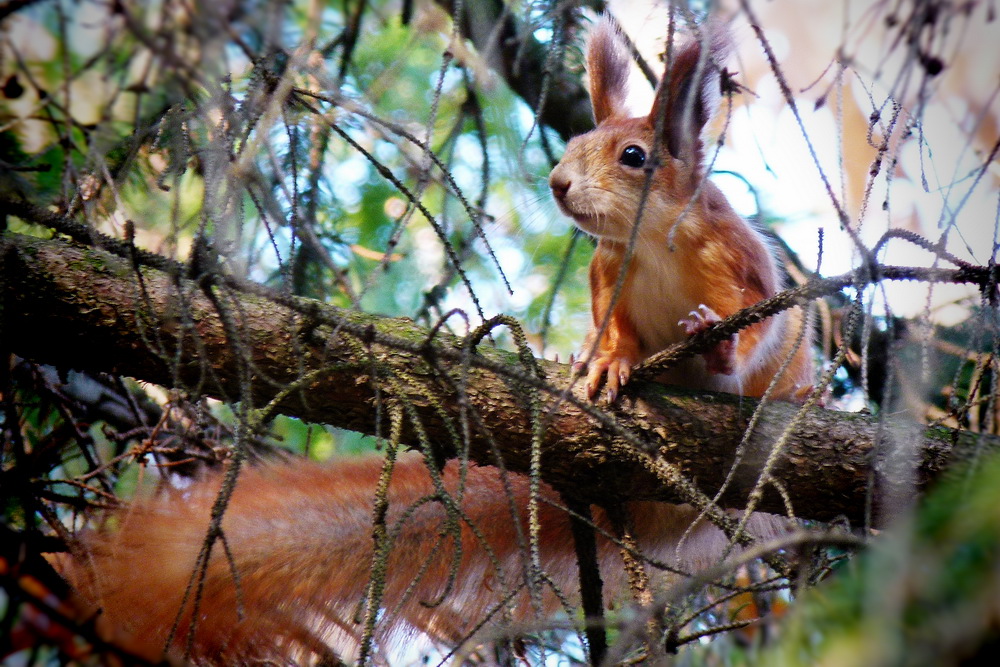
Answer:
581;353;636;401
587;375;602;399
679;304;737;376
585;363;605;398
680;308;709;335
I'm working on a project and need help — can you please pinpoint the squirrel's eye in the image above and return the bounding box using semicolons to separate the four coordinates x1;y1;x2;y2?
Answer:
619;145;646;168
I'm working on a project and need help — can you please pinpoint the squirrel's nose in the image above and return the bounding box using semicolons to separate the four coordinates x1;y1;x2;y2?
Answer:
549;172;571;202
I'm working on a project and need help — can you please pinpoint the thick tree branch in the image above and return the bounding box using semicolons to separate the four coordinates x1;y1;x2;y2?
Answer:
2;231;997;525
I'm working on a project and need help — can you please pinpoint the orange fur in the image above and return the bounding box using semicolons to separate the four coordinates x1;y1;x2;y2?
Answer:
65;453;779;663
550;16;813;401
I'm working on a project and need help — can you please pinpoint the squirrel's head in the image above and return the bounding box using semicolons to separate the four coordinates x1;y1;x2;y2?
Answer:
549;15;730;243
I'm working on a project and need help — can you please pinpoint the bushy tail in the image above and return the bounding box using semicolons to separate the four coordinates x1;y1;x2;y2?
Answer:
63;452;779;664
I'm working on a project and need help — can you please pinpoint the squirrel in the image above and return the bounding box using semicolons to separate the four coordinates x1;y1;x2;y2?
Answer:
48;15;809;665
549;17;813;402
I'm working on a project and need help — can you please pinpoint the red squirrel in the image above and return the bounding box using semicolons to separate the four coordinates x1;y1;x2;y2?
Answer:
549;17;812;401
53;16;806;664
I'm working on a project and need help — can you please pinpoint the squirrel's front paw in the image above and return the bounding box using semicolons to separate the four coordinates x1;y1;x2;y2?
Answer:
679;304;737;375
575;353;635;402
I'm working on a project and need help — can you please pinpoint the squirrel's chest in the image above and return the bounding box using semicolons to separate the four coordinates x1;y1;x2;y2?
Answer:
623;252;702;355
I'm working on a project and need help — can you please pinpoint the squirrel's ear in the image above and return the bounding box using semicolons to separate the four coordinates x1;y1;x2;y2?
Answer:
649;20;728;163
586;15;631;124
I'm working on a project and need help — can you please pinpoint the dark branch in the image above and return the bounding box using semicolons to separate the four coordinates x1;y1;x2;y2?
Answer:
432;0;596;141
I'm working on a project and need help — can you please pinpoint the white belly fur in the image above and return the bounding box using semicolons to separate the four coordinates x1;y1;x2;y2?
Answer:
621;249;717;389
624;249;696;355
619;246;786;395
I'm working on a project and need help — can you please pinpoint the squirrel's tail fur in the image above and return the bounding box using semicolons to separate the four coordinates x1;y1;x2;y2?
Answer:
62;452;779;664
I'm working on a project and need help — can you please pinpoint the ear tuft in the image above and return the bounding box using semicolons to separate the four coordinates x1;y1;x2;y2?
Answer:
586;14;632;124
650;18;731;164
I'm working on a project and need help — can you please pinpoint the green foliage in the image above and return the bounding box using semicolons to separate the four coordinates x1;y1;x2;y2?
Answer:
753;455;1000;666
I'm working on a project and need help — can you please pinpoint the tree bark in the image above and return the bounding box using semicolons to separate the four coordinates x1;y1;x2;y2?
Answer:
2;230;996;524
